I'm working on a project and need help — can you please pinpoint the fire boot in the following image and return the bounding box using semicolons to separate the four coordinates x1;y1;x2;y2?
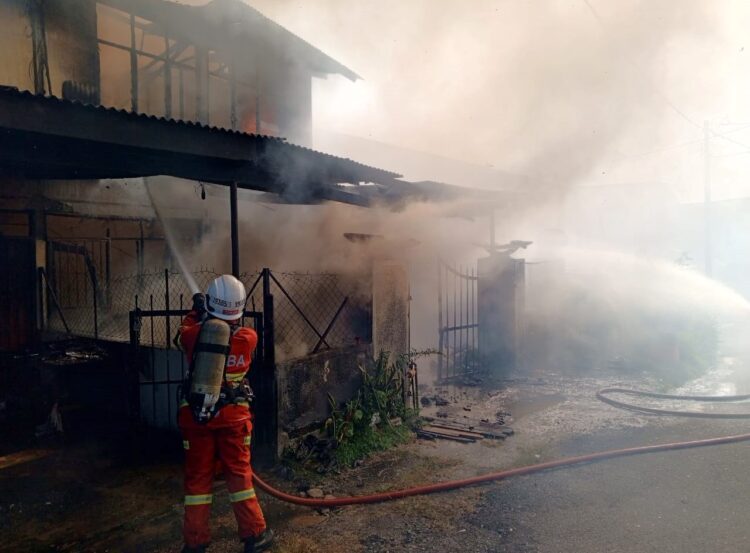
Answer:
243;529;275;552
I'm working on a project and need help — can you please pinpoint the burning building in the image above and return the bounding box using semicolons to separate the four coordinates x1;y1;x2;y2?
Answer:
0;0;418;457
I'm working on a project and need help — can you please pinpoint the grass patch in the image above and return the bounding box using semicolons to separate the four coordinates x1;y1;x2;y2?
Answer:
334;424;413;467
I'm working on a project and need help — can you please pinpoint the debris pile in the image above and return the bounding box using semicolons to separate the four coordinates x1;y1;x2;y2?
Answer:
40;341;106;366
287;434;340;473
417;388;514;443
418;417;513;443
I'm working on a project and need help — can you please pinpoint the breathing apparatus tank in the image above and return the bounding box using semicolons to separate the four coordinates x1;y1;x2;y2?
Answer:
189;318;231;422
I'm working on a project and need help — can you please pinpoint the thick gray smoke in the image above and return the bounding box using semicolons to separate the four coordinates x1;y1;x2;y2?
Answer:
60;1;750;383
240;0;723;194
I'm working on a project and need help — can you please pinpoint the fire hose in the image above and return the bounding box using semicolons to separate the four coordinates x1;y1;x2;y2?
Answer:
253;388;750;508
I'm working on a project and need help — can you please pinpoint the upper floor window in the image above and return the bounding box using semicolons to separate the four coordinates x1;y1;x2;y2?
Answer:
95;2;268;132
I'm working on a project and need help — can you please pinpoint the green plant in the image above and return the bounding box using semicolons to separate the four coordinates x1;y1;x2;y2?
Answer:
324;394;363;443
358;351;408;427
320;350;431;465
334;424;412;467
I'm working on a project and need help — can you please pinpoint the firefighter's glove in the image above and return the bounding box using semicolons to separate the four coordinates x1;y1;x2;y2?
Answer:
192;293;206;315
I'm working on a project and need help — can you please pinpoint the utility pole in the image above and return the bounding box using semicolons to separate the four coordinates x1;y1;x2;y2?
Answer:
230;181;239;278
704;120;712;277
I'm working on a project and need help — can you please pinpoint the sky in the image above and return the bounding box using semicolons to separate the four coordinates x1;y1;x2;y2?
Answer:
181;0;750;202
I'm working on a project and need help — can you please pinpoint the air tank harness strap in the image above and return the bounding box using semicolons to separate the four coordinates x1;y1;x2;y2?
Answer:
195;342;231;355
215;326;253;408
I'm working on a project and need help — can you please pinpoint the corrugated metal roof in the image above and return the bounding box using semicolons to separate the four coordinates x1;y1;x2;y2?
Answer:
0;86;401;183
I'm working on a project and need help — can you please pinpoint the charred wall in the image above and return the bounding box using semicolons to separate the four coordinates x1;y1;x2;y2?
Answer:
276;345;370;439
0;0;98;96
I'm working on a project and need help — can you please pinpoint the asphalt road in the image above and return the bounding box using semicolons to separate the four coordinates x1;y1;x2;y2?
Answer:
462;418;750;553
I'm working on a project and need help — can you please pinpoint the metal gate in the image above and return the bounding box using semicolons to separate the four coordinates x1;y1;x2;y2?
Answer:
437;259;479;381
129;270;278;460
45;240;104;339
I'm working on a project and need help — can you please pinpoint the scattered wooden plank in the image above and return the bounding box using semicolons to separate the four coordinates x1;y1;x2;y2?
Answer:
422;425;484;440
421;417;510;440
424;423;500;440
416;429;476;443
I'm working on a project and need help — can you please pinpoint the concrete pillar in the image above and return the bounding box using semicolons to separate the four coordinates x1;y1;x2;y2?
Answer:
477;253;525;375
372;260;410;359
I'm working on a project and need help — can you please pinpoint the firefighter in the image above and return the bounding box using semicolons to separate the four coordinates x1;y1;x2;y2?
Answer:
178;274;274;553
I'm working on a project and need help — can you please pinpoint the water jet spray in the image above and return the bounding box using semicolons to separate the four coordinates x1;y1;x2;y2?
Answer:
144;178;200;295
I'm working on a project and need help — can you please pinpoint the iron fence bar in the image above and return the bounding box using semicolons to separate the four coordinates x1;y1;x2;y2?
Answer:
105;229;112;307
311;297;349;354
150;294;156;426
268;271;330;349
437;259;443;381
88;258;99;340
471;266;476;370
230;182;239;278
260;268;278;462
165;269;171;425
130;295;141;421
452;264;457;378
129;307;140;347
458;265;467;370
464;263;469;372
39;267;70;333
179;294;185;379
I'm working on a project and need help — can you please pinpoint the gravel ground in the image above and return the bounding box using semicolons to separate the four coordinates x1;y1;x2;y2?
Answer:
5;367;750;552
273;365;750;553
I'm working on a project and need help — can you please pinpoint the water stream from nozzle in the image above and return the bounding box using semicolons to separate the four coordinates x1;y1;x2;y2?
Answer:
144;178;200;295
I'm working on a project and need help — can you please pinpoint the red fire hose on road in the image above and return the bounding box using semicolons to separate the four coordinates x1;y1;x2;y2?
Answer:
254;389;750;508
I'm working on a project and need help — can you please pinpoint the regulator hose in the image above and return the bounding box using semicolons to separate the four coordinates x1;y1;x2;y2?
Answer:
253;388;750;508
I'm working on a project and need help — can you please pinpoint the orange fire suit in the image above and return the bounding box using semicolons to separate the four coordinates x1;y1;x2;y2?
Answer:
178;311;267;548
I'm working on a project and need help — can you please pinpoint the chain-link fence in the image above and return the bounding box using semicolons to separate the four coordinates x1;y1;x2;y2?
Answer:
45;260;372;360
46;260;223;345
247;271;372;361
45;240;105;340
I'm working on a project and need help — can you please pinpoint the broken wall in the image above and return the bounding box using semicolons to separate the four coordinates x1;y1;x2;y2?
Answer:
276;345;370;446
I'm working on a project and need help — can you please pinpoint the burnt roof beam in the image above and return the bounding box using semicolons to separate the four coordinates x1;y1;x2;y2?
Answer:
97;0;359;81
0;88;400;207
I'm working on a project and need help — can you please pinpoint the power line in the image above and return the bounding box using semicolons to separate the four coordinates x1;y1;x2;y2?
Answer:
709;129;750;151
581;0;704;132
610;138;703;162
583;0;750;157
